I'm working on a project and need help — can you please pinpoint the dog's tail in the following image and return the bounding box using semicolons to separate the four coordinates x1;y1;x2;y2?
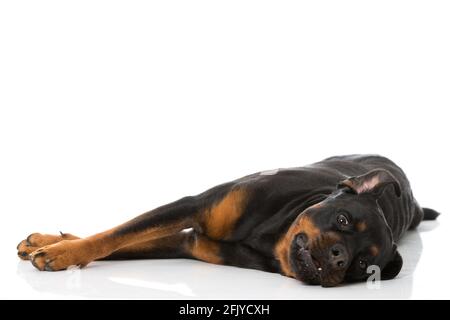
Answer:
423;207;440;220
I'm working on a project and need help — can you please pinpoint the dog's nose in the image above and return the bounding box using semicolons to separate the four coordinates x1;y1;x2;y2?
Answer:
329;243;348;269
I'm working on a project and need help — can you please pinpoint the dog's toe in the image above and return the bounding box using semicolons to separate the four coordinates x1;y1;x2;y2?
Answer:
17;232;80;261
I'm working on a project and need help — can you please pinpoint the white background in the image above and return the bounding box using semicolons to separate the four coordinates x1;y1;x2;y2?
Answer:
0;1;449;299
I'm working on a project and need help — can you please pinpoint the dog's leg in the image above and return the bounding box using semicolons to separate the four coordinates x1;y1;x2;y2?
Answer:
102;229;278;273
27;184;249;271
17;231;190;261
100;232;192;260
18;230;222;263
27;196;199;271
19;230;221;264
102;230;222;264
103;230;265;269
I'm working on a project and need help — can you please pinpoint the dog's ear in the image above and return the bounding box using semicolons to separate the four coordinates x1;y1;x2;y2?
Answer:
338;169;401;198
381;246;403;280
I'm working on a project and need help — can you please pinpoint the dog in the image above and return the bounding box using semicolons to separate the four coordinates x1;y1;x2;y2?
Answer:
17;154;439;287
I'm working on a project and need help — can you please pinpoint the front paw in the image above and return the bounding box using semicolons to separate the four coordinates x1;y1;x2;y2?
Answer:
17;232;79;260
29;240;93;271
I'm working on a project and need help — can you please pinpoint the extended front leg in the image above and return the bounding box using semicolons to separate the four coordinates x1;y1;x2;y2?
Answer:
27;183;250;271
29;196;201;271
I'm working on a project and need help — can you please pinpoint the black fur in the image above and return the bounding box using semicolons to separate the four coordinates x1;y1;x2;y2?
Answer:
110;154;438;286
22;154;438;287
423;208;440;220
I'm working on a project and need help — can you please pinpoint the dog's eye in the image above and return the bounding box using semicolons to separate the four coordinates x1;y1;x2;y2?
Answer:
337;214;349;226
359;259;367;270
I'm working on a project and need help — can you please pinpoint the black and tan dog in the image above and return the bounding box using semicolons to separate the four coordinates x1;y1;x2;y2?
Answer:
17;154;439;287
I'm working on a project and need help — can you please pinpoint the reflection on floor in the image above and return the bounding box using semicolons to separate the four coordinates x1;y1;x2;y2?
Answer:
14;221;440;300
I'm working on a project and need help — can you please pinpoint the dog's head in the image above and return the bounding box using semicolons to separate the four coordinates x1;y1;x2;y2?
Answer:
286;169;403;287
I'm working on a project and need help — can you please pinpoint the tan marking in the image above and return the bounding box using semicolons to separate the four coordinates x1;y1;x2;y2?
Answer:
29;222;191;271
104;232;190;259
298;215;321;239
100;218;192;254
274;236;295;277
203;188;248;240
370;245;380;256
274;214;321;278
317;231;341;248
356;221;367;232
28;203;196;271
30;228;146;271
84;227;167;257
30;239;97;271
108;236;164;254
17;232;80;260
189;234;222;264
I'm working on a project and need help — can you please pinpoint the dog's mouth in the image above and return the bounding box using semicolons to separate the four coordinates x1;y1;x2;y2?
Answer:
289;234;345;287
290;236;322;285
295;246;322;284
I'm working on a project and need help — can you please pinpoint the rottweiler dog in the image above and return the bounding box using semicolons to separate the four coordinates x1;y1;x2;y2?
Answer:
17;154;439;287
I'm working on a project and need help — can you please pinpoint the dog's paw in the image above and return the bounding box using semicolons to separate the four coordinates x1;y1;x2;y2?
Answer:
17;232;79;260
29;239;93;271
